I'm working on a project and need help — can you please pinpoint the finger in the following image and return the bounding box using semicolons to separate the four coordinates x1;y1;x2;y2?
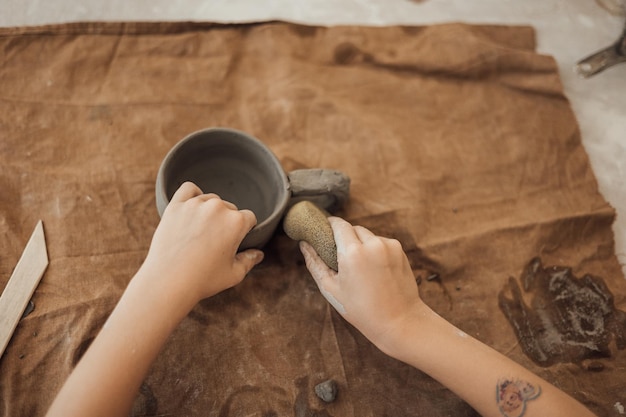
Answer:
193;192;220;202
353;225;377;242
327;217;362;256
226;208;258;252
193;193;242;211
300;241;346;314
222;200;238;210
238;208;258;233
233;249;265;281
171;181;203;202
299;241;336;285
196;194;239;210
200;195;237;211
204;194;239;211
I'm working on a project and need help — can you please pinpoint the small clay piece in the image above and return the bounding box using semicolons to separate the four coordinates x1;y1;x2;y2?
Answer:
283;201;338;271
314;379;338;403
288;169;350;213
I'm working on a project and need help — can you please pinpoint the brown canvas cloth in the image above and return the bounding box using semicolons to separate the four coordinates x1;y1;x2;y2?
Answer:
0;21;625;417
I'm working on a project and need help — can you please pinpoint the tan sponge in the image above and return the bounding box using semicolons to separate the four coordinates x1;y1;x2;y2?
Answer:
283;201;338;271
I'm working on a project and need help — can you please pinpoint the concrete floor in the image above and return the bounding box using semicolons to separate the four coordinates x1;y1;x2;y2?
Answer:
2;0;626;275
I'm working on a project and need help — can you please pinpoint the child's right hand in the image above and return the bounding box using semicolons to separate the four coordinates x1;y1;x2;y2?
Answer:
141;182;264;308
299;217;425;353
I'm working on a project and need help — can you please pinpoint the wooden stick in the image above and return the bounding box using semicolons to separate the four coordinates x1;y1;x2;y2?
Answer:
0;220;49;358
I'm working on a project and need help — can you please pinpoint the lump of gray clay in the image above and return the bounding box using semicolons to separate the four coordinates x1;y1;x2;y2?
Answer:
314;379;338;403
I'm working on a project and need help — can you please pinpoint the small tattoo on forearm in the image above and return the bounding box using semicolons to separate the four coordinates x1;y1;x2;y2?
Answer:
496;378;541;417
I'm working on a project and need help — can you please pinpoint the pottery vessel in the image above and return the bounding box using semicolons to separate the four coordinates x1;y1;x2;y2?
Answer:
155;127;350;249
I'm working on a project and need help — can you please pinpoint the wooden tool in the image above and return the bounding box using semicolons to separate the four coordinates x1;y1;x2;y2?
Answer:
0;221;49;358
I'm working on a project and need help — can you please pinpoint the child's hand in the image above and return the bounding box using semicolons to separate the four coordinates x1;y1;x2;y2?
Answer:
300;217;424;352
142;182;264;307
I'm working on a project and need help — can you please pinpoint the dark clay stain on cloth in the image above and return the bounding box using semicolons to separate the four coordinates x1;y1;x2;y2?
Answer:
499;257;626;367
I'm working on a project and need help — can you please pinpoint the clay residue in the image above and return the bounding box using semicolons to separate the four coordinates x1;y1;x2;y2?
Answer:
499;257;626;366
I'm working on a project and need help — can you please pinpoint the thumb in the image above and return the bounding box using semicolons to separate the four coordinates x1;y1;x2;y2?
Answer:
171;181;203;203
299;241;346;315
233;249;264;279
300;241;335;285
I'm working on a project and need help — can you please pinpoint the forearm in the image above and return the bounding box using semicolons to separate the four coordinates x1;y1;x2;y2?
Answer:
46;264;195;417
378;303;596;417
45;184;262;417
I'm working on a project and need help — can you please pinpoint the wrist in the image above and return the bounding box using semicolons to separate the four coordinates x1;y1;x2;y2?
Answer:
130;262;199;320
372;300;435;359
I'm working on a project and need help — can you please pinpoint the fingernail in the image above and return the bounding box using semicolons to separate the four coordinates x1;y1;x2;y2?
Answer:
299;241;310;253
246;250;264;262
